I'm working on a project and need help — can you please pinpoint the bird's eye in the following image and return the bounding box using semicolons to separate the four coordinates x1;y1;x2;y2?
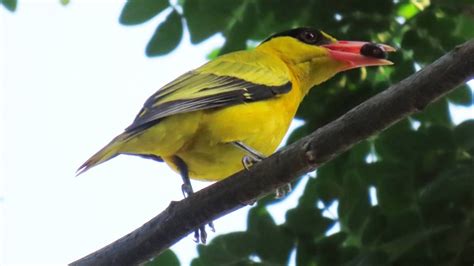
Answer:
299;30;320;44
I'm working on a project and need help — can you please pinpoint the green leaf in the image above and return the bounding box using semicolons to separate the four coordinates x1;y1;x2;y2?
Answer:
454;120;474;151
190;259;205;266
455;15;474;39
388;52;416;82
360;207;387;245
1;0;17;12
218;26;247;55
206;47;221;60
286;207;334;237
146;10;183;56
248;206;293;264
419;165;474;205
218;2;258;55
313;232;356;265
60;0;70;6
401;27;443;64
298;176;320;208
296;240;318;266
412;99;451;126
145;249;180;266
338;172;371;234
381;209;423;242
397;2;420;19
381;226;450;262
183;0;242;44
119;0;169;25
427;125;456;150
375;166;414;213
347;141;371;165
194;232;255;265
216;232;255;258
375;126;424;163
356;162;388;186
345;250;389;266
313;162;345;203
447;84;473;106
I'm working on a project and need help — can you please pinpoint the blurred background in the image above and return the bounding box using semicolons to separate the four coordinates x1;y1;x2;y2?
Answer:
1;0;473;265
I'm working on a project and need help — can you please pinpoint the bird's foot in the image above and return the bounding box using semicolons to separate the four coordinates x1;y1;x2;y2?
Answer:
242;155;262;170
275;183;292;199
181;183;193;198
194;226;207;244
181;184;216;244
193;221;216;244
239;198;257;206
173;156;216;244
234;141;265;170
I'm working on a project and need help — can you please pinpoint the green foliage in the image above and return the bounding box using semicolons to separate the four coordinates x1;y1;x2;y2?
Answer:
146;10;183;56
1;0;17;12
124;0;473;265
144;249;180;266
183;0;243;45
119;0;169;25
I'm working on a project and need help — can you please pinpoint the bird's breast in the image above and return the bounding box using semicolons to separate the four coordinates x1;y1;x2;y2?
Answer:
173;83;303;181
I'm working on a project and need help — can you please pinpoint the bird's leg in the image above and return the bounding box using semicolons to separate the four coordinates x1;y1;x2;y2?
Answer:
275;183;292;199
233;141;266;170
172;156;214;244
232;141;292;199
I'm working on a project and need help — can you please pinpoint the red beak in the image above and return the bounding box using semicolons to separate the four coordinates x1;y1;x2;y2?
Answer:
323;41;396;71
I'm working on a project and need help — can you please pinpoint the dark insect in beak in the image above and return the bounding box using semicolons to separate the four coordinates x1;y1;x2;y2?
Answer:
323;40;395;70
360;43;388;59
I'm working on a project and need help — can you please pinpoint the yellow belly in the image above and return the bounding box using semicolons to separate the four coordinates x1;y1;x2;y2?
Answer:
122;86;302;181
173;102;290;180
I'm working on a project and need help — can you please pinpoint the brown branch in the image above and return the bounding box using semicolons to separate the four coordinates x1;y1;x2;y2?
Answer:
71;39;474;266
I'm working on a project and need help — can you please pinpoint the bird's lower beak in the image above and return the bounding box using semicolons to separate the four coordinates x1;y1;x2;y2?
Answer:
322;41;396;71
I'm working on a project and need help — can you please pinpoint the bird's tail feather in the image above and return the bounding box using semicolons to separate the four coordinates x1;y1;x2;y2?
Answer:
76;134;126;176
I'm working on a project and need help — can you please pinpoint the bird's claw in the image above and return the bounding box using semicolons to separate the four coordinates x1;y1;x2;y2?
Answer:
193;222;216;244
193;226;207;244
181;183;193;198
174;156;215;244
275;183;292;199
238;197;257;206
209;221;216;232
242;155;262;170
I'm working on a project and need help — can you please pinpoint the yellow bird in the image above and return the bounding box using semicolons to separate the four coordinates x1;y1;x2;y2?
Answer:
78;27;394;242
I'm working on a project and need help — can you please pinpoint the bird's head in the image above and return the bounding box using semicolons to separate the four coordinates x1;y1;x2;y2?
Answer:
257;27;395;91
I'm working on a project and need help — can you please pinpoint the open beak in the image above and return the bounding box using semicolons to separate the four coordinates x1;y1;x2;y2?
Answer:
322;41;396;71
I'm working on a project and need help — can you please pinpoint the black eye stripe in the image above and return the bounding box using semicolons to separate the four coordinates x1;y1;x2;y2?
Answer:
304;32;315;39
299;30;321;44
261;27;332;46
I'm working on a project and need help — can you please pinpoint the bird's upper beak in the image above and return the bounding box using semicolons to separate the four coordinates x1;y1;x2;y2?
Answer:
322;41;396;71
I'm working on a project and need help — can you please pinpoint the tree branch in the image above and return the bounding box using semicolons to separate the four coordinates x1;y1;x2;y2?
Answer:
71;39;474;266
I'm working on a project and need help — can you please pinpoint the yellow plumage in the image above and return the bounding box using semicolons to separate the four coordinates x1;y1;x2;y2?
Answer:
78;27;393;181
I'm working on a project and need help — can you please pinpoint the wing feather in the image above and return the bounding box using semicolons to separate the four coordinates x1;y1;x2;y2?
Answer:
125;52;292;134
